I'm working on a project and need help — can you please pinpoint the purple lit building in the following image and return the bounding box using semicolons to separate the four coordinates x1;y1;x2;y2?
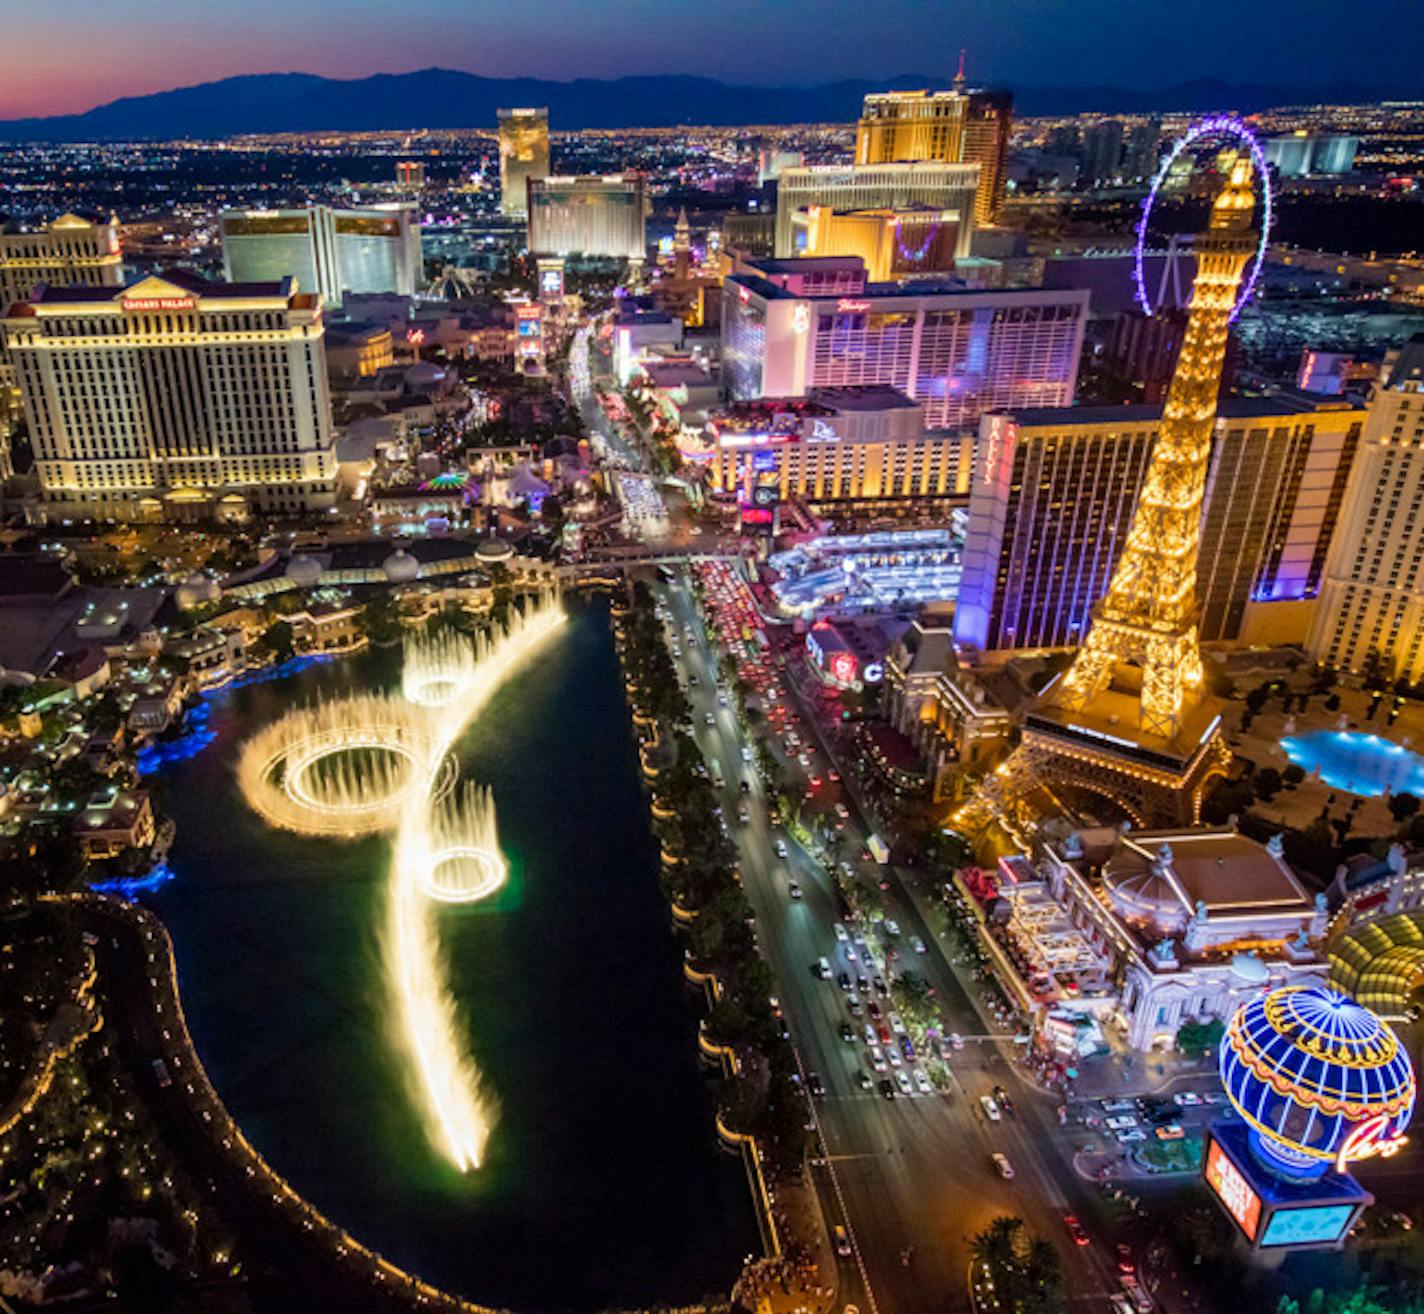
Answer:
954;394;1364;656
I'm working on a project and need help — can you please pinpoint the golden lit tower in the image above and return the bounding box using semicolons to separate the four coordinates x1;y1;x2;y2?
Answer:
958;156;1257;828
1052;154;1257;736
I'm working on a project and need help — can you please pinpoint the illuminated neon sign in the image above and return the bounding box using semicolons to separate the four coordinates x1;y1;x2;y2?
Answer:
982;414;1010;487
1205;1137;1262;1241
791;304;811;334
1335;1114;1408;1175
829;651;858;686
836;299;870;313
124;296;195;312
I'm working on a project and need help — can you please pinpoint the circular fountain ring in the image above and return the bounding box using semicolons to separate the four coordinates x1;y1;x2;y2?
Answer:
422;844;509;904
245;722;458;837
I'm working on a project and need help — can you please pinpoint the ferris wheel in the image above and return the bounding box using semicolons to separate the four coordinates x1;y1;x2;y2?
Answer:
1133;114;1273;322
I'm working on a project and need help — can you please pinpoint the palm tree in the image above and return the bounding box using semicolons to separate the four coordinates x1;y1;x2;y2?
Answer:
1021;1237;1063;1314
970;1215;1022;1273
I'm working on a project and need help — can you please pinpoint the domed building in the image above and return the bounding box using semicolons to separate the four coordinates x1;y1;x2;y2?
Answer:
382;549;420;584
1005;827;1334;1052
286;555;325;589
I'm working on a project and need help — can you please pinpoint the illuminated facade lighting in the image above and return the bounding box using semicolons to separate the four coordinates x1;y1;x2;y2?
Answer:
3;271;336;523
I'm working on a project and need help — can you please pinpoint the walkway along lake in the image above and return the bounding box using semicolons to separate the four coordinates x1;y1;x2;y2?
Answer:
149;598;757;1311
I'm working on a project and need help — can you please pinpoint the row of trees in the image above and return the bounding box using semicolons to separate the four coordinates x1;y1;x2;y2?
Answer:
617;582;809;1173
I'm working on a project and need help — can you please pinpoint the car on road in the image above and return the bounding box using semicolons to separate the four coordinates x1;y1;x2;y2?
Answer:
910;935;927;954
839;1023;855;1043
896;1070;914;1096
1173;1092;1204;1107
807;1072;825;1097
914;1069;933;1095
833;922;849;942
1155;1123;1186;1140
980;1095;1002;1122
886;1045;902;1067
869;1045;888;1072
705;711;715;725
1064;1214;1091;1247
900;1036;916;1062
1115;1128;1147;1144
738;807;749;825
1106;1115;1139;1131
991;1152;1015;1179
815;957;832;979
1101;1098;1136;1112
837;971;851;991
788;882;802;899
717;692;728;707
835;803;850;820
1124;1283;1153;1312
889;1011;906;1034
873;975;889;997
879;1079;896;1100
774;839;789;859
883;919;901;937
863;1023;877;1046
993;1086;1016;1117
834;1224;852;1257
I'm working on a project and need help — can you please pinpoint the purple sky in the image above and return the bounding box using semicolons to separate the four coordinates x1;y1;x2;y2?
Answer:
1;0;1416;119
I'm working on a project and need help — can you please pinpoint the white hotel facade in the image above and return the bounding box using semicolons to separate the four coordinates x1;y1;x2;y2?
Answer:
721;256;1087;434
3;272;336;523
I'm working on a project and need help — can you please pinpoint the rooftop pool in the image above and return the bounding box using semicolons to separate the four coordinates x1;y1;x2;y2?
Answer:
1280;730;1424;798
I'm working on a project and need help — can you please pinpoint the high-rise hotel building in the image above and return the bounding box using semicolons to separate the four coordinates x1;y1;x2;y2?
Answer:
498;108;551;219
855;70;1013;225
527;175;647;261
1308;338;1424;681
3;272;335;522
219;204;421;308
774;163;980;260
721;256;1086;434
1;215;125;479
954;395;1365;655
704;386;972;506
0;214;124;310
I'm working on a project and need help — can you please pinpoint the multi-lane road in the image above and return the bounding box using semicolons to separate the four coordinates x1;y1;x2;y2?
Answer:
655;570;1132;1314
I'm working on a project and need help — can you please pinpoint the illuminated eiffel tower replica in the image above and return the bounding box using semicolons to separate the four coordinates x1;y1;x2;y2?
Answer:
959;156;1258;830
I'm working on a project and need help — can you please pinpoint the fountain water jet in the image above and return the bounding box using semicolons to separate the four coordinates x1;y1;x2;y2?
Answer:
239;591;567;1171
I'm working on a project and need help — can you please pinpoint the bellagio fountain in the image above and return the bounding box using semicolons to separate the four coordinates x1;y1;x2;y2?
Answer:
237;594;567;1170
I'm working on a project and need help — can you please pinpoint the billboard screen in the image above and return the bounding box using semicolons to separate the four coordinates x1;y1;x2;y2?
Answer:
1259;1205;1355;1249
1205;1136;1262;1242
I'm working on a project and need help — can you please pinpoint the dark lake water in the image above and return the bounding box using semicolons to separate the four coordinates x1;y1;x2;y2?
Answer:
149;598;757;1312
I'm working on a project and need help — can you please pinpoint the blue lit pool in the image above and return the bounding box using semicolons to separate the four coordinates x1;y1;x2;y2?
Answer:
1280;731;1424;797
